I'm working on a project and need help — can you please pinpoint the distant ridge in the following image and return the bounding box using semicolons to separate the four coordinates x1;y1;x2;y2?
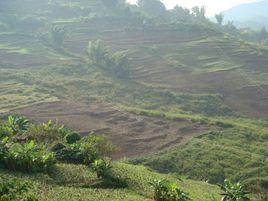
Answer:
223;0;268;29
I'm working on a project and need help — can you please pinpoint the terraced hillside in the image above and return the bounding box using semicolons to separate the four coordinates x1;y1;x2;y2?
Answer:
0;0;267;199
63;26;268;119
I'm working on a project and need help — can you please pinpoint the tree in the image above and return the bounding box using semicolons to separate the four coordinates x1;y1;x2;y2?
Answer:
169;6;191;22
215;13;224;25
50;26;67;48
137;0;166;16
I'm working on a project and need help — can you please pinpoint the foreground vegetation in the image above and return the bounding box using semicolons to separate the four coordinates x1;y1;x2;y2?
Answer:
0;115;226;201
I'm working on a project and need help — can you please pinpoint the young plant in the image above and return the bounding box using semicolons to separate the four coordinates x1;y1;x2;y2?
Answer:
219;179;250;201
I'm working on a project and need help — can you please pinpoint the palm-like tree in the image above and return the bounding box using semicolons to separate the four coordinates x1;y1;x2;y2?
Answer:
219;179;250;201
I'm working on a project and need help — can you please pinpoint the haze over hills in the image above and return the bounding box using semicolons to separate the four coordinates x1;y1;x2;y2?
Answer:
223;0;268;29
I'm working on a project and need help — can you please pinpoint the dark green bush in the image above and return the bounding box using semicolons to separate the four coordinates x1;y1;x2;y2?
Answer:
50;142;66;152
54;144;84;164
65;132;81;144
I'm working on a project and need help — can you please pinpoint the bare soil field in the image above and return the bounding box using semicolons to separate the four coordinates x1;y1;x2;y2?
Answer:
0;51;54;68
13;101;218;158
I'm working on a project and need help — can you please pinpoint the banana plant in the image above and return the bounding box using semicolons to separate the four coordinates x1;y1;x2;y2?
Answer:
4;140;55;173
7;115;29;135
149;179;170;201
149;179;191;201
219;179;250;201
92;158;112;179
174;187;191;201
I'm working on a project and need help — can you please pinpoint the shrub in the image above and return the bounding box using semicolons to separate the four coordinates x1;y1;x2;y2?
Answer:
79;134;117;163
54;134;116;164
0;178;37;201
65;132;81;144
53;144;84;164
219;179;250;201
149;179;191;201
2;140;55;173
0;125;13;139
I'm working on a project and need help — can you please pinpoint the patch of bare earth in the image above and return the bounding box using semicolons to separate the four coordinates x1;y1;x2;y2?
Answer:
13;101;217;158
0;51;54;68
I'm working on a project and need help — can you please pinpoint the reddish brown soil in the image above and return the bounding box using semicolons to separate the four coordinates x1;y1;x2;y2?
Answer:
225;85;268;119
0;51;54;68
13;101;217;158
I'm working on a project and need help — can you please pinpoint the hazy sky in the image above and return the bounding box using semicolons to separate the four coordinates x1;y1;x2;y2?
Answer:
126;0;261;16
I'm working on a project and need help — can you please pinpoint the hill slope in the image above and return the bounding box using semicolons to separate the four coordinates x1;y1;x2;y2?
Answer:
0;162;221;201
